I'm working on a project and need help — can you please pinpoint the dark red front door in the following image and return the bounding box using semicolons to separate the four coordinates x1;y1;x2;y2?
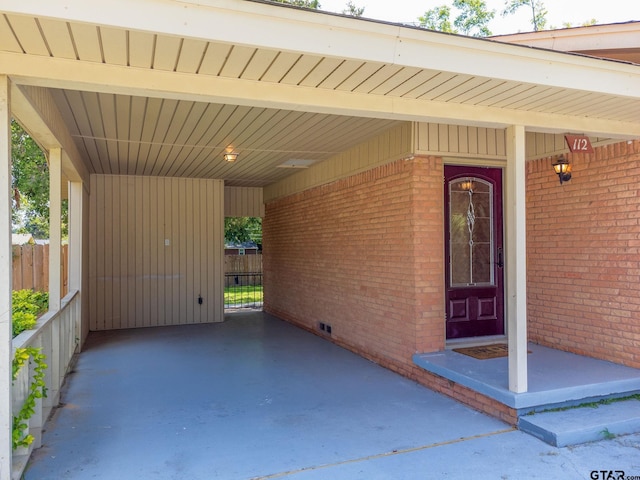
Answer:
444;166;504;339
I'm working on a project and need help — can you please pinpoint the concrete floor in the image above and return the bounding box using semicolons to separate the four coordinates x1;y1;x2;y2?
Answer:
26;312;640;480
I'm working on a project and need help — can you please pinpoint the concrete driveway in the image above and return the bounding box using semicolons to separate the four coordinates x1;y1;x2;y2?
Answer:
25;312;640;479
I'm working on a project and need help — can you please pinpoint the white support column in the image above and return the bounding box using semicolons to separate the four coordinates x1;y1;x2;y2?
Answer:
68;181;83;349
505;125;528;393
68;181;82;292
49;148;62;405
49;148;62;311
0;75;12;479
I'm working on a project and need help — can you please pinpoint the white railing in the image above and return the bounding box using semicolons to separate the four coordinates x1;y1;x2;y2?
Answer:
11;290;81;479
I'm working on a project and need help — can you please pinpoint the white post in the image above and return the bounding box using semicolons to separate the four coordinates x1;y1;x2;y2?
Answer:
505;125;528;393
49;148;62;311
49;148;62;404
68;180;83;349
0;75;12;479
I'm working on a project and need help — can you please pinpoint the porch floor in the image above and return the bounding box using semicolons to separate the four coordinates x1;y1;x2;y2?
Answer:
413;343;640;411
25;312;640;479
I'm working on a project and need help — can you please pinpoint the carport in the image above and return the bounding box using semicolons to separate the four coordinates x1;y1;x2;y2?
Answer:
1;1;640;478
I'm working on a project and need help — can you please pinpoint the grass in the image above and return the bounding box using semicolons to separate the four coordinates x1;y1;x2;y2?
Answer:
224;285;263;305
527;393;640;415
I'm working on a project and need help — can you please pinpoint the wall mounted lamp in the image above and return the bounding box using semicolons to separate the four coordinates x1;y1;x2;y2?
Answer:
223;152;239;163
459;178;475;192
552;155;571;184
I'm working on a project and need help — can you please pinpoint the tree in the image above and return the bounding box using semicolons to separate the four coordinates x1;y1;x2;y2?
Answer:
419;0;494;37
11;120;68;239
342;1;365;17
502;0;547;32
225;217;262;246
419;5;455;33
268;0;321;8
454;0;494;37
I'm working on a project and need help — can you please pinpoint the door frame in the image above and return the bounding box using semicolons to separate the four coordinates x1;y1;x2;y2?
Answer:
443;164;507;344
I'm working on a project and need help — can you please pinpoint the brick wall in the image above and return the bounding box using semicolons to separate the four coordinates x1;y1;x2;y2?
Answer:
527;140;640;369
263;156;445;375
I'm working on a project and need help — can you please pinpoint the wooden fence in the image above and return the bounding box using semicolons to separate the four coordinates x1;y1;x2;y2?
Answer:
224;254;262;274
12;244;68;295
12;249;255;294
224;254;262;288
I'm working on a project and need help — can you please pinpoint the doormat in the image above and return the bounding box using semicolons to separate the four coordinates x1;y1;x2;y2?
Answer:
452;343;530;360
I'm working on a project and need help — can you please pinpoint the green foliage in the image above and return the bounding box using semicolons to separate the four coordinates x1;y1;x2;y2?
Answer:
268;0;321;8
12;289;49;337
453;0;494;37
12;347;48;450
342;1;365;17
502;0;547;31
419;5;455;32
11;119;69;239
420;0;494;37
225;217;262;245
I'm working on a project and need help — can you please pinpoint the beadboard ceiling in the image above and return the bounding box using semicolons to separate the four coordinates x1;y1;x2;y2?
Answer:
2;0;639;187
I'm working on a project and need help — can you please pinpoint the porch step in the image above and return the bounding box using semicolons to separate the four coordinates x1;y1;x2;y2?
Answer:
518;398;640;447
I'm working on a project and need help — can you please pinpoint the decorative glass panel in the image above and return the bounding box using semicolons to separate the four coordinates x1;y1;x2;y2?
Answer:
449;178;494;286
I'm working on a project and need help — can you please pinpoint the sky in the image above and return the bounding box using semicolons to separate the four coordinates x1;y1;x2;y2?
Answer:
317;0;640;35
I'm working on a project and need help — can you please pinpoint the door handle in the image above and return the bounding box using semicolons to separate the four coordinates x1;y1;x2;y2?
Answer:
497;247;504;268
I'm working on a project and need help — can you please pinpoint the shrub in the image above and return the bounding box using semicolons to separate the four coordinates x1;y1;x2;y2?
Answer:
12;290;49;337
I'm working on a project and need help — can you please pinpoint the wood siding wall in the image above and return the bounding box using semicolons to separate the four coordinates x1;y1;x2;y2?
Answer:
416;123;613;162
224;186;264;217
89;175;224;331
264;123;413;202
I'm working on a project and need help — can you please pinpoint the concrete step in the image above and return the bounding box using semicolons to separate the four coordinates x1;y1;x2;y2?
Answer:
518;398;640;447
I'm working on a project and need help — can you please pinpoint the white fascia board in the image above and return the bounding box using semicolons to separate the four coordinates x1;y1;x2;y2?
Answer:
2;0;640;99
4;52;639;139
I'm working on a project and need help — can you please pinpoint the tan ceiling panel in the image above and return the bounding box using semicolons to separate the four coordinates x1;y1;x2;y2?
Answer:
279;54;322;85
154;35;182;71
475;83;536;107
127;95;148;172
351;64;404;94
100;27;127;66
316;60;364;89
197;42;232;76
114;95;131;168
128;31;155;69
0;15;22;53
401;72;458;99
82;92;110;173
38;19;76;59
97;92;119;169
239;49;279;81
68;23;102;63
260;51;302;83
433;76;493;103
175;39;208;74
219;45;256;78
493;85;552;109
420;74;478;101
6;15;49;56
298;57;344;87
385;69;441;97
369;66;424;95
449;79;506;104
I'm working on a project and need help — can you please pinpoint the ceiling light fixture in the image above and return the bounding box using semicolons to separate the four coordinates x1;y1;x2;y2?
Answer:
223;152;239;163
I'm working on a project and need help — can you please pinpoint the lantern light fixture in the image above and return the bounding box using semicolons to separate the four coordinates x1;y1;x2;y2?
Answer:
552;155;571;184
223;151;239;163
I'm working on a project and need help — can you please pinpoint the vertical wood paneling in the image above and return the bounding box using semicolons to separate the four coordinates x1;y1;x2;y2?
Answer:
89;175;224;330
224;186;264;217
